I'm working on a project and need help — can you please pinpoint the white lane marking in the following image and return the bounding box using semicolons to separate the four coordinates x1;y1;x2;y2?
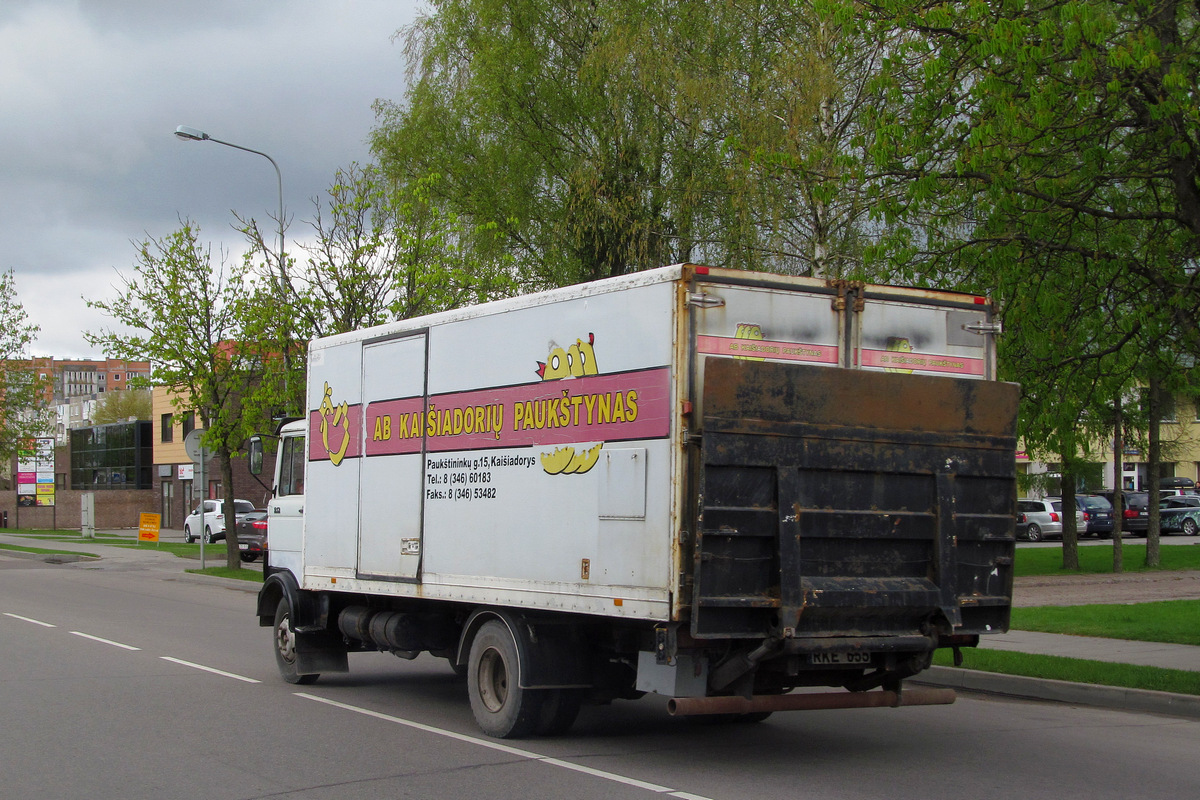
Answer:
295;692;713;799
160;656;261;683
70;631;141;650
4;612;56;627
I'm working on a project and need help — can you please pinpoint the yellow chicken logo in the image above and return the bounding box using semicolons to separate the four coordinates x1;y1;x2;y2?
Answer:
537;333;602;474
884;337;914;373
733;322;765;361
537;333;599;380
318;381;351;466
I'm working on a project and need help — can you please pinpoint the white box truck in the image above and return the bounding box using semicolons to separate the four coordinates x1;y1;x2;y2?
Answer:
252;264;1018;737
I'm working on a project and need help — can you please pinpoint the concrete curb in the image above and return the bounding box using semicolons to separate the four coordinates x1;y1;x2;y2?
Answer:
917;665;1200;720
0;548;100;564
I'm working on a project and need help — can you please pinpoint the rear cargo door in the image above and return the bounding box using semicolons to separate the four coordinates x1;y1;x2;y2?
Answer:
357;333;427;581
692;359;1018;642
856;289;995;379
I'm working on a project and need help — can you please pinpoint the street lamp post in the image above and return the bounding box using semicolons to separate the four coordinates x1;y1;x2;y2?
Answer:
173;124;295;416
173;125;287;300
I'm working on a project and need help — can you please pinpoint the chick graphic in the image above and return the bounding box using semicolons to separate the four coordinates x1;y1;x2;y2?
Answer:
536;334;603;474
884;337;914;373
537;333;598;380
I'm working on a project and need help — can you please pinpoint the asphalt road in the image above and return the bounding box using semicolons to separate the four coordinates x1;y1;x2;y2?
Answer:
2;555;1199;800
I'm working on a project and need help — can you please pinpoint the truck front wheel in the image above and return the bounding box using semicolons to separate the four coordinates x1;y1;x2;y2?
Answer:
468;620;544;738
273;599;319;685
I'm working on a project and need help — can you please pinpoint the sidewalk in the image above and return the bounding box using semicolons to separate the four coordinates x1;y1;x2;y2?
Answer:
0;529;259;581
915;628;1200;720
979;629;1200;673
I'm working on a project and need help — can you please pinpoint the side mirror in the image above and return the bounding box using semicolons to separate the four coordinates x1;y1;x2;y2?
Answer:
248;435;263;476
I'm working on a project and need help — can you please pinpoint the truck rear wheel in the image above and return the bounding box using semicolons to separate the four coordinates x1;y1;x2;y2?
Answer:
467;620;544;738
273;599;319;685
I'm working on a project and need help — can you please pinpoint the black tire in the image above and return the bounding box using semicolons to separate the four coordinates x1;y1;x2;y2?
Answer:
536;689;583;736
1184;518;1198;537
467;620;544;738
183;525;194;544
203;527;214;545
273;599;319;685
240;553;258;563
1025;523;1043;542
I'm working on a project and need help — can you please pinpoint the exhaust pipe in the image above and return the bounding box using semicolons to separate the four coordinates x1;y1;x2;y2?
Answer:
666;687;956;716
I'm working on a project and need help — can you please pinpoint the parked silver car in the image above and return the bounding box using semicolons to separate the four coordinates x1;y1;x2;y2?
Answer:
1016;498;1085;542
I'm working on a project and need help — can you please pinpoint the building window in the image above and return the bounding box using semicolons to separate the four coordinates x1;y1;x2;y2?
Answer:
182;412;195;437
1161;394;1177;423
161;413;174;443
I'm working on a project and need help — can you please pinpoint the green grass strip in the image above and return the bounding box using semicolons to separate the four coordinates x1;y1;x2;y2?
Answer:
0;544;98;556
933;648;1200;695
1012;600;1200;646
1015;543;1200;576
185;566;264;583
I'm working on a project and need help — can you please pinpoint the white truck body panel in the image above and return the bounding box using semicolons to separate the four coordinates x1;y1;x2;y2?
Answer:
290;265;997;623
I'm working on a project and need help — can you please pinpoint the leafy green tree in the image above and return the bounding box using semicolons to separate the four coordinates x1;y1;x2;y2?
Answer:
239;164;518;418
855;0;1200;567
91;389;152;425
86;223;263;569
371;0;897;283
244;165;515;342
0;270;50;461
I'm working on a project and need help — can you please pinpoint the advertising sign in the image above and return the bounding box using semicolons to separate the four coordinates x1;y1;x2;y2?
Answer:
17;438;55;507
138;513;162;542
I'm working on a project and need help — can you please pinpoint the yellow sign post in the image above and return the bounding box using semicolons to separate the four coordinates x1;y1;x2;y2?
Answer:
138;513;161;544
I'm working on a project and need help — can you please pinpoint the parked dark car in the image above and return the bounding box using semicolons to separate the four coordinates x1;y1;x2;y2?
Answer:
235;510;268;563
1096;491;1151;534
1160;495;1200;535
1047;495;1115;538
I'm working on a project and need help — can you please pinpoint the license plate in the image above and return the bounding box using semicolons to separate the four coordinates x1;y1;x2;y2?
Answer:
809;651;872;665
239;543;248;550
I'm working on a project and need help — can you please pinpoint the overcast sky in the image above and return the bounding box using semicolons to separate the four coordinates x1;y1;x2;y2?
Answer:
1;0;422;358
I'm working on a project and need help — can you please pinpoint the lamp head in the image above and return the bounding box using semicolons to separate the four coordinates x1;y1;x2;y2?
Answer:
174;125;210;142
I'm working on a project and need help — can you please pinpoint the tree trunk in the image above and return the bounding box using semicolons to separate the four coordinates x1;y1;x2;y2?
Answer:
1059;457;1079;570
1112;394;1124;573
221;455;240;570
1147;377;1162;568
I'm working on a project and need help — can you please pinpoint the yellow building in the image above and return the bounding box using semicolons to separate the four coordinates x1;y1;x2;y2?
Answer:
1017;392;1200;494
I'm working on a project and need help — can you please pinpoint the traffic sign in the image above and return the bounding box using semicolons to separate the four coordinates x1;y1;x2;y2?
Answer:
184;429;210;465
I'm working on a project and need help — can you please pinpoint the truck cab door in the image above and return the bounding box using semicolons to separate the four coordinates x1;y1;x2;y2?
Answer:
269;431;307;578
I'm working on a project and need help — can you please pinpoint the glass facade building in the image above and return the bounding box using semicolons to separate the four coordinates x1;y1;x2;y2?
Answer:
70;421;154;490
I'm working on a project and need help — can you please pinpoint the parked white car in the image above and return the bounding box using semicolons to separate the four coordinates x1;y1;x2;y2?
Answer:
184;499;256;544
